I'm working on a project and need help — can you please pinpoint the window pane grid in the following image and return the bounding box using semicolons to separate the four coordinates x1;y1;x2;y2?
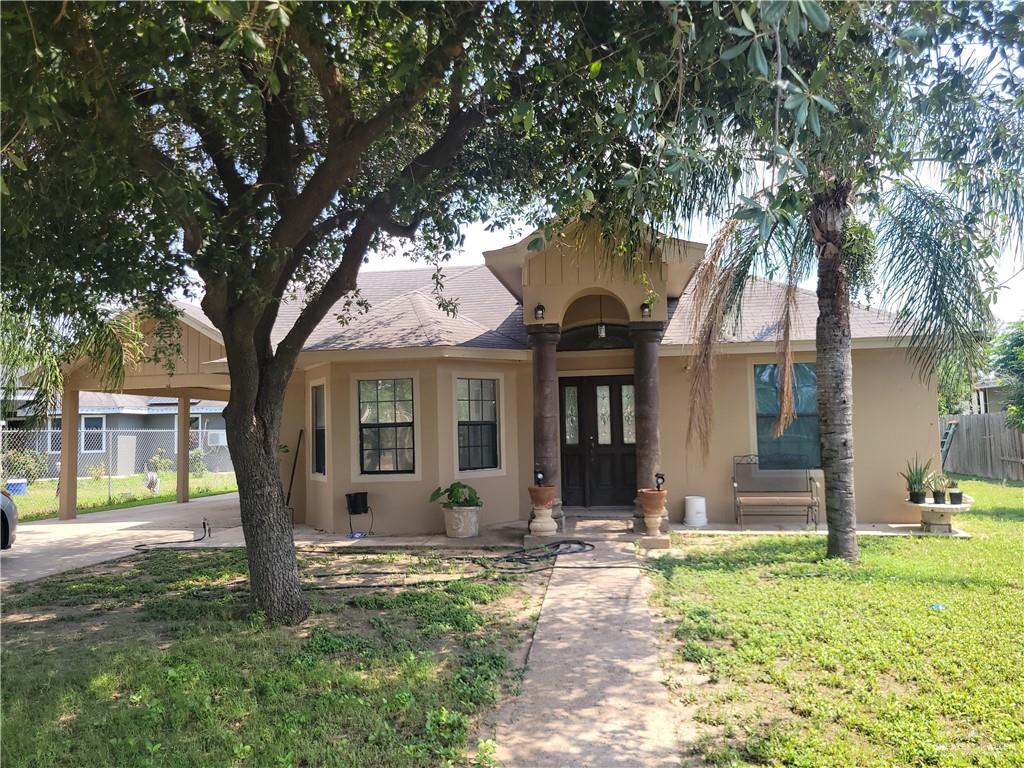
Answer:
312;384;326;476
359;378;414;474
457;378;498;471
754;364;821;470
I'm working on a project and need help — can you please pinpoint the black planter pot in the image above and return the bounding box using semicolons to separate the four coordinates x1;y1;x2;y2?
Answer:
932;491;946;504
345;491;369;515
949;491;964;505
909;491;927;504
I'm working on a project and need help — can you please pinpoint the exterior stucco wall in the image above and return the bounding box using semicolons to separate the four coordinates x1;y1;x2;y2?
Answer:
290;359;529;535
284;345;938;535
522;228;669;326
279;374;307;524
657;348;938;525
847;348;940;523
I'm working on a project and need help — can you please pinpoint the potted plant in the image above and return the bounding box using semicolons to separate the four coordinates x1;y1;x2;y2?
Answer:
430;482;481;538
948;478;964;505
930;474;949;504
899;455;932;504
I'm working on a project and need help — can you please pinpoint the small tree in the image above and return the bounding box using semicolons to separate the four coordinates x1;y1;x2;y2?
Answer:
990;321;1024;430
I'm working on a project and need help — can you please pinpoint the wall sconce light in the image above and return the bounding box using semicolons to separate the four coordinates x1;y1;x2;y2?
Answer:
534;304;545;320
641;303;652;319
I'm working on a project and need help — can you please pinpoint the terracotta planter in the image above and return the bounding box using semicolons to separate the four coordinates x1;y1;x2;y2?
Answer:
637;488;667;535
528;485;558;536
528;485;556;509
444;506;480;538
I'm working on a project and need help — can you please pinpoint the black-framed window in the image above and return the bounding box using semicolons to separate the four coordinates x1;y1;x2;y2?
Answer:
359;378;414;474
311;384;326;476
457;378;498;471
754;363;821;470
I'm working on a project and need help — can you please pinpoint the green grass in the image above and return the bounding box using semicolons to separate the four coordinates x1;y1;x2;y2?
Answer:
12;471;238;521
1;549;539;768
652;477;1024;767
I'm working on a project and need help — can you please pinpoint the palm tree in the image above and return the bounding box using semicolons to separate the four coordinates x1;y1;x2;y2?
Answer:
684;1;1022;563
699;186;995;560
0;299;147;426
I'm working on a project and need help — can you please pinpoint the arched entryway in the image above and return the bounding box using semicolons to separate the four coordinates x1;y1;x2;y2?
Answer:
556;294;636;508
527;290;664;528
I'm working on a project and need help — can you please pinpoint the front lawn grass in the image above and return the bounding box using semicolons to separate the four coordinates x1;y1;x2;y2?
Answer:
13;470;238;522
1;548;544;767
652;477;1024;767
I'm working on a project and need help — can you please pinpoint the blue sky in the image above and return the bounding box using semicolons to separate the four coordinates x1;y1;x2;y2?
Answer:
364;219;1024;326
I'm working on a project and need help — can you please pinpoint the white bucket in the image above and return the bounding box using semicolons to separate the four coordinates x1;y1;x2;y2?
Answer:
684;495;707;527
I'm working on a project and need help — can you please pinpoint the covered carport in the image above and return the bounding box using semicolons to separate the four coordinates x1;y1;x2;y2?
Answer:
56;305;231;520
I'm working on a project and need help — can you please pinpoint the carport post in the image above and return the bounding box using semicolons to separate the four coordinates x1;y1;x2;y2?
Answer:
176;397;190;504
58;388;79;520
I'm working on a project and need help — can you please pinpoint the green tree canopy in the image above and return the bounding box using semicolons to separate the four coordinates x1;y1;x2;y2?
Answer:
989;320;1024;429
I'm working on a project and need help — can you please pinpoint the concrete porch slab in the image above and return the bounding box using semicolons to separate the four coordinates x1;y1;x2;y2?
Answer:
669;522;971;538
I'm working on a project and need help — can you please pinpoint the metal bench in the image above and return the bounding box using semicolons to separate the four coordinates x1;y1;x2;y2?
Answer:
732;454;819;529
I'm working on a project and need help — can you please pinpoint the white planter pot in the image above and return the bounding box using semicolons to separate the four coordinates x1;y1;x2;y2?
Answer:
444;506;480;538
684;495;707;527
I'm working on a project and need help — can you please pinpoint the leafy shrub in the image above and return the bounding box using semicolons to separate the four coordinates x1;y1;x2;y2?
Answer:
88;462;107;481
188;447;206;477
147;448;173;474
1;449;48;484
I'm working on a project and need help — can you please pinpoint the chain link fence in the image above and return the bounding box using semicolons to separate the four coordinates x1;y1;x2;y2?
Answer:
0;428;237;521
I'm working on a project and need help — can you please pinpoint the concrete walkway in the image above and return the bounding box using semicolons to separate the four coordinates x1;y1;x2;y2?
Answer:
0;493;244;585
495;539;679;767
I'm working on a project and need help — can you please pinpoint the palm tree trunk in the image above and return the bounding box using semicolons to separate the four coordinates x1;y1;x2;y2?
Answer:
809;181;859;563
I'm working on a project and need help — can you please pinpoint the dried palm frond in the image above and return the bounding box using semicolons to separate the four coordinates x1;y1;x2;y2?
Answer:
772;220;816;437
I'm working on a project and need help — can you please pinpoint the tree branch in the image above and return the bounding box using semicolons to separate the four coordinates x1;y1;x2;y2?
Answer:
288;16;352;126
269;3;481;252
253;208;359;354
268;97;484;379
132;87;248;203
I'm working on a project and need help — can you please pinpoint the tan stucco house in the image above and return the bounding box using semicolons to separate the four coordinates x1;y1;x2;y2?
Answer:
56;225;941;531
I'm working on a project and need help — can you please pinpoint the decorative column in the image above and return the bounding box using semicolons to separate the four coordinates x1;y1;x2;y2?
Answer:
528;324;561;530
58;388;79;521
176;396;190;504
630;321;665;529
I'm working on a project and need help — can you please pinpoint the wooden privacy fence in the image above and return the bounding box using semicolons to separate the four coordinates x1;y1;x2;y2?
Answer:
939;413;1024;481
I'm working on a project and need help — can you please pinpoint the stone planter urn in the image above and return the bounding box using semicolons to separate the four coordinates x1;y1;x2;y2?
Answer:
444;506;480;538
528;485;558;536
636;488;667;535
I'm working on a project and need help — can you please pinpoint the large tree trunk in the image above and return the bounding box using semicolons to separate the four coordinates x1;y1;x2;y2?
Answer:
222;345;309;624
809;181;859;563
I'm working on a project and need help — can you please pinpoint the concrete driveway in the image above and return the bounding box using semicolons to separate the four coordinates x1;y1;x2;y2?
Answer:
0;493;243;585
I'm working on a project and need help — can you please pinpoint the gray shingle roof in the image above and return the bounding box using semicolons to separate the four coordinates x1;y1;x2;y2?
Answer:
274;265;526;350
663;278;894;345
178;267;897;354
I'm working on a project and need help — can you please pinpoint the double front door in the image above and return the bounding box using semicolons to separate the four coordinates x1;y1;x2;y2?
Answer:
559;376;637;507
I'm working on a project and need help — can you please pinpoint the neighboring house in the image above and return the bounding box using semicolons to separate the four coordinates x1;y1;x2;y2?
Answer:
969;375;1012;414
3;394;229;477
56;223;939;530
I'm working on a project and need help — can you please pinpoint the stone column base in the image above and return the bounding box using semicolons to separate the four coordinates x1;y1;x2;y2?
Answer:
529;505;558;536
